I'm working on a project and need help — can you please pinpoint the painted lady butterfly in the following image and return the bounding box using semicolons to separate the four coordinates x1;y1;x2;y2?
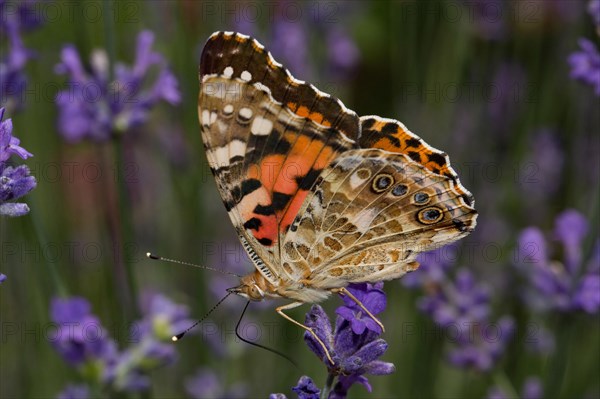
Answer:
199;32;477;362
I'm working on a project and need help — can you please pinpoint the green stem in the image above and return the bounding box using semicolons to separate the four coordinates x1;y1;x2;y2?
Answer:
544;314;575;397
113;138;139;317
29;198;67;297
321;373;335;399
492;370;519;398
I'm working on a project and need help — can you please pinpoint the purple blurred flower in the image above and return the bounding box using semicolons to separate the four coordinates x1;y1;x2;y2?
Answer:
403;244;458;288
418;269;490;327
414;252;514;372
0;273;6;283
185;368;247;399
336;283;386;334
568;38;600;96
111;293;192;392
0;1;40;111
326;27;360;79
516;209;600;314
519;129;564;198
462;0;507;41
525;324;555;355
50;297;118;373
56;384;90;399
55;30;181;142
487;376;543;399
270;7;310;78
589;0;600;31
447;316;515;372
291;376;320;399
304;283;395;397
487;62;527;132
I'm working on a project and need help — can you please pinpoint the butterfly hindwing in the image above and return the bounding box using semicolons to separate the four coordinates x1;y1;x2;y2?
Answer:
280;148;477;287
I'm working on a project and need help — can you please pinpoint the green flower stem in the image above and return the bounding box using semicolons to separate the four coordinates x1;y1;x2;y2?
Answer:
492;370;519;398
544;314;575;397
29;197;67;297
113;138;139;318
321;373;335;399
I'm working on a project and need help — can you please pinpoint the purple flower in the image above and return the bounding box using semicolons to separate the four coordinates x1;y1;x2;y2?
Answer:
418;268;490;328
304;284;395;397
519;129;564;199
487;62;527;132
0;164;37;216
1;108;37;218
568;38;600;96
50;297;118;373
185;368;247;399
54;30;181;142
462;0;507;41
447;316;515;372
0;273;6;283
1;108;32;162
111;293;192;392
516;210;600;314
326;27;360;79
270;11;310;78
403;244;458;288
291;376;320;399
336;283;386;334
414;252;514;372
56;384;90;399
589;0;600;31
0;1;40;111
487;376;543;399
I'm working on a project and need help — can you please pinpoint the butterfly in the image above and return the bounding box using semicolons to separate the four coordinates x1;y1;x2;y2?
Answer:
198;31;477;363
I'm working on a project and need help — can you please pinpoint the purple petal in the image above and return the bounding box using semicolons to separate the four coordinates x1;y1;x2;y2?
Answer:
517;228;548;265
521;377;543;399
291;375;320;399
362;360;395;375
0;202;29;216
573;273;600;313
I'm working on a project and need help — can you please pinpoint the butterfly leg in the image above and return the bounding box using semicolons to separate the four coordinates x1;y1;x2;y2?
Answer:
276;302;335;365
332;287;386;333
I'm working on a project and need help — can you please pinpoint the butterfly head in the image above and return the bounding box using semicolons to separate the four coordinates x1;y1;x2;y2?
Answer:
227;271;270;301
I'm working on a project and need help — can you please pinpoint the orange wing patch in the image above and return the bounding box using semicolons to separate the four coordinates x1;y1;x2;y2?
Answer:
287;102;332;127
359;116;474;206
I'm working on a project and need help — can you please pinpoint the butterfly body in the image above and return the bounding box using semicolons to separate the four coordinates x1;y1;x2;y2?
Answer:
199;31;477;311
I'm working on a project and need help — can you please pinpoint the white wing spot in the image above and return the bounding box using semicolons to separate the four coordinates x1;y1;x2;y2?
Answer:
201;109;210;126
223;104;234;115
239;107;253;120
223;66;234;78
240;70;252;82
251;116;274;136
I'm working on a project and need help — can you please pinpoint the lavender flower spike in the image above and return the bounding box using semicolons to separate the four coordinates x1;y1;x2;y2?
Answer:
568;38;600;96
516;210;600;314
0;107;32;162
0;107;36;217
55;30;181;142
304;283;395;398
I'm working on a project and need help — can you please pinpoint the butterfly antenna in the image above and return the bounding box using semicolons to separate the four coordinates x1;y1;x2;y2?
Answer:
172;292;232;341
146;252;241;277
236;301;298;368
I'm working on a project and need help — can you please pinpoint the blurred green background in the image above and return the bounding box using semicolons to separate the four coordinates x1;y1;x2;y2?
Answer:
1;0;599;398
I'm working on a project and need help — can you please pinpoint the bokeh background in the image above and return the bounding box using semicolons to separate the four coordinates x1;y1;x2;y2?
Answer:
1;0;599;398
